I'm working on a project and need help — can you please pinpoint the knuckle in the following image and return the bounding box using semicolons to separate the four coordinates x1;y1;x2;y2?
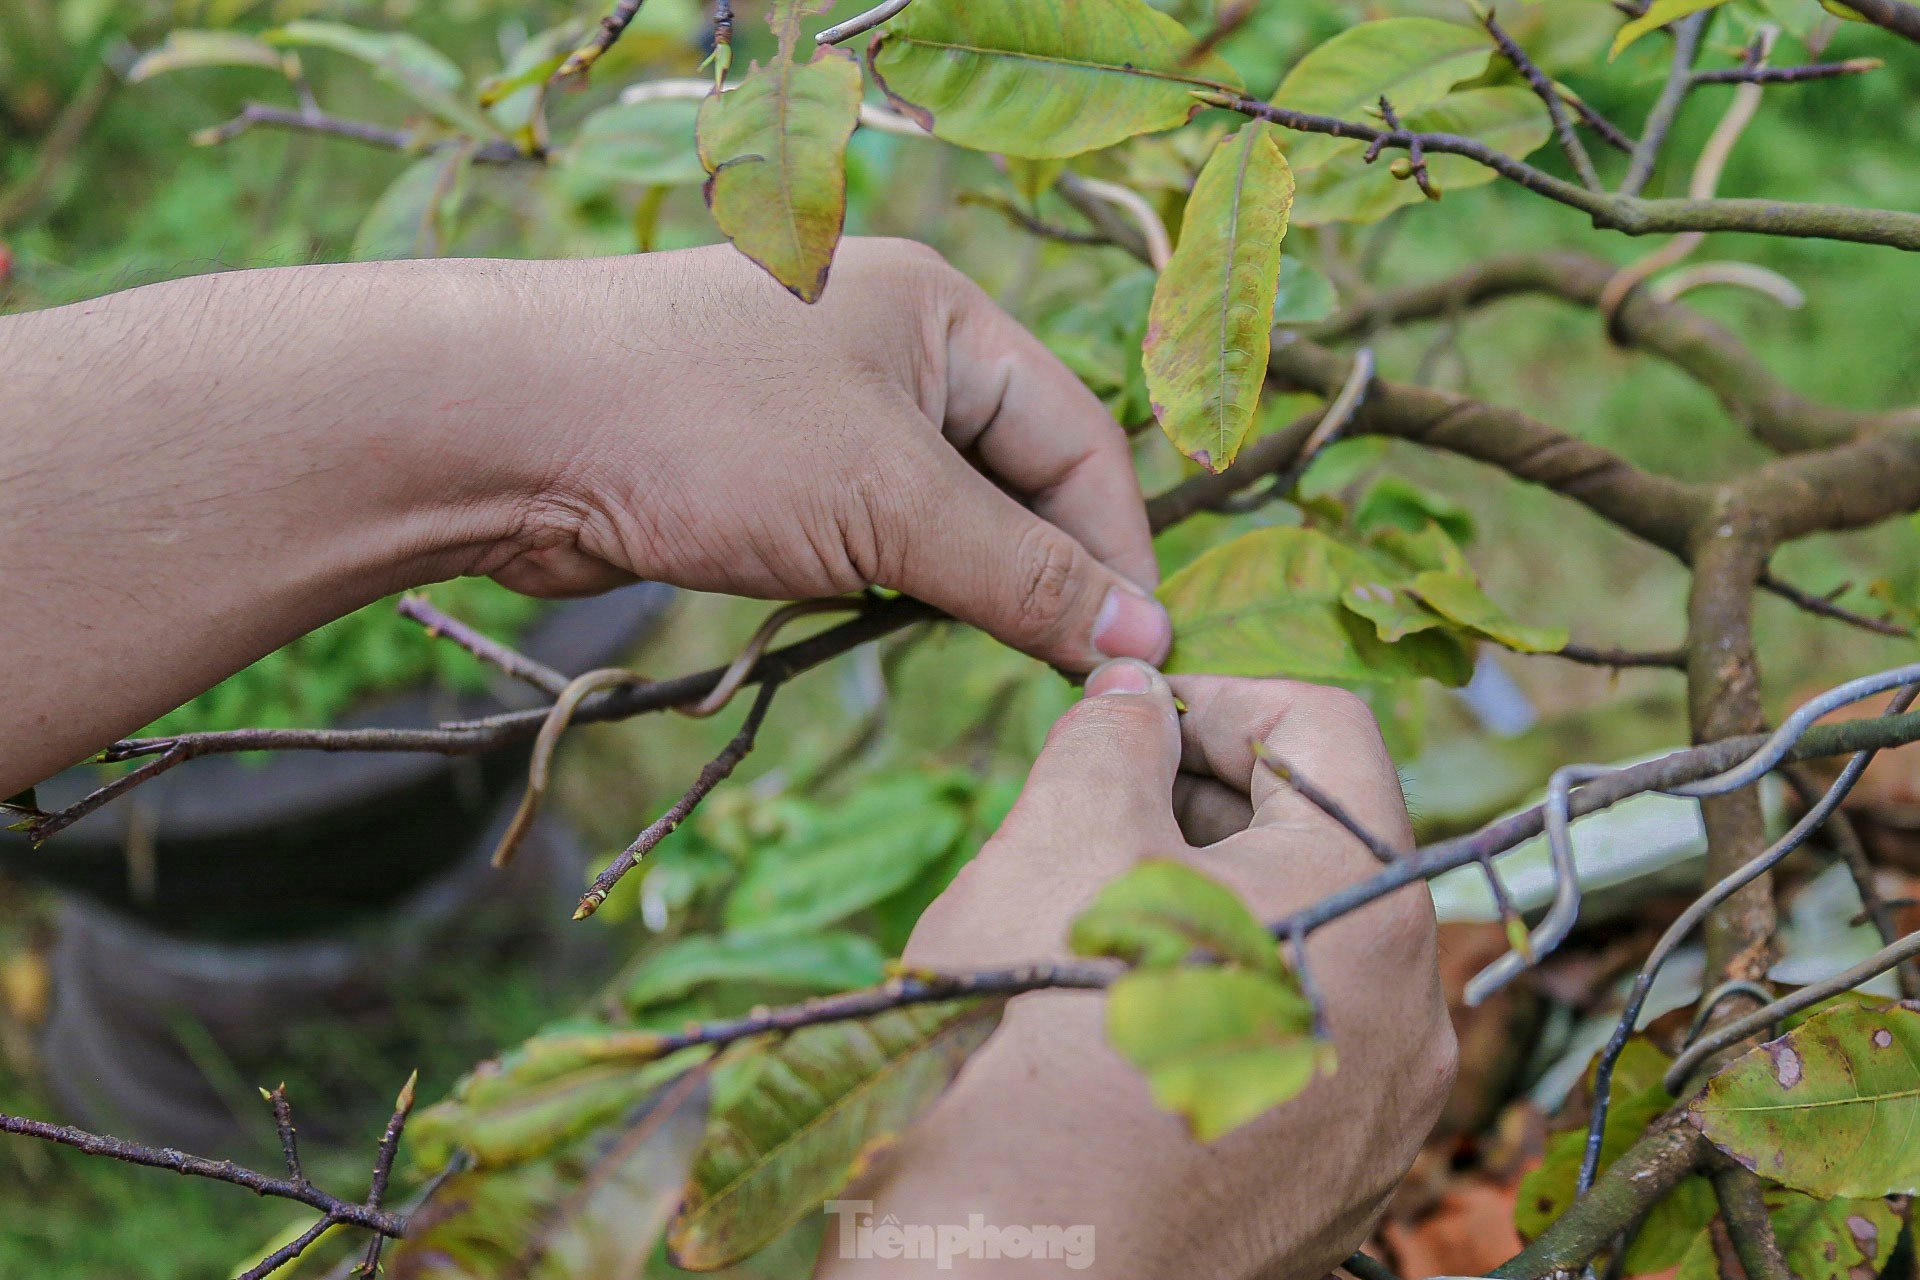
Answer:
1009;525;1085;646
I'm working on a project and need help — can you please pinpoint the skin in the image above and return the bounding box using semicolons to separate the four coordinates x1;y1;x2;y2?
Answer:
0;239;1453;1276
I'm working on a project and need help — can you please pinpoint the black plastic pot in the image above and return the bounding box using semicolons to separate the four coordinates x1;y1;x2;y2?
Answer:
1;583;676;938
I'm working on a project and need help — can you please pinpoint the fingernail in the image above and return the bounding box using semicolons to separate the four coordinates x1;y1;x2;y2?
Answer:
1085;658;1156;698
1092;587;1172;663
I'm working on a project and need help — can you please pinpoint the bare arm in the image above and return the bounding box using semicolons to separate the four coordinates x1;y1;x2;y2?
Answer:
0;240;1168;796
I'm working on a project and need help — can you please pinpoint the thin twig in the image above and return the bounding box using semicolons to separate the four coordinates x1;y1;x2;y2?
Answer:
1370;97;1437;200
1785;765;1920;999
556;0;651;81
575;680;781;920
1693;57;1882;85
195;104;525;164
1762;572;1910;637
958;192;1110;248
397;595;569;697
237;1219;335;1280
816;0;914;45
355;1071;417;1279
1621;9;1711;197
1483;8;1602;191
1550;643;1687;670
1257;749;1401;865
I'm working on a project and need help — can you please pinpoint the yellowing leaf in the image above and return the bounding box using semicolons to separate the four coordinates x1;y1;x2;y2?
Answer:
1106;967;1329;1141
667;1000;1004;1269
1157;526;1475;685
698;47;863;302
1272;19;1492;171
1690;1002;1920;1198
1290;88;1551;227
1069;859;1283;974
1611;0;1735;58
1144;122;1294;473
869;0;1243;160
1407;569;1569;653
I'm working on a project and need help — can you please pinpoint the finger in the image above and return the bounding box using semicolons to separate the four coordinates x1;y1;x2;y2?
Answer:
995;659;1185;856
1169;675;1411;849
939;274;1160;592
1173;773;1254;847
878;433;1171;671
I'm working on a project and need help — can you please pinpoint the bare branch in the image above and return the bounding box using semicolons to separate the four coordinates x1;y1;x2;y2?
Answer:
816;0;914;45
1482;8;1602;191
398;595;569;697
196;104;526;164
1549;642;1687;670
556;0;651;81
1258;750;1401;865
1621;10;1711;197
1693;57;1883;85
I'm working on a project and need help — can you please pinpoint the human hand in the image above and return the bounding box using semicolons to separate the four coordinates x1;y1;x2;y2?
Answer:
820;664;1455;1278
482;237;1170;672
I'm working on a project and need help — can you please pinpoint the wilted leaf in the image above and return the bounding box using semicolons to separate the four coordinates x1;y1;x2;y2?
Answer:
564;99;706;187
392;1074;709;1280
129;30;287;82
1516;1039;1716;1272
409;1030;708;1170
697;47;863;301
1690;1002;1920;1198
624;932;887;1012
869;0;1243;160
1070;859;1283;973
1612;0;1735;58
267;21;497;138
1271;19;1491;171
1157;525;1475;685
1144;122;1294;473
1106;967;1329;1141
722;779;967;938
1408;570;1569;653
1290;89;1551;227
667;999;1005;1269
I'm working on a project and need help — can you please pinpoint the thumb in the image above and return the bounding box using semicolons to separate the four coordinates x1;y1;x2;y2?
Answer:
881;443;1171;673
1000;659;1186;855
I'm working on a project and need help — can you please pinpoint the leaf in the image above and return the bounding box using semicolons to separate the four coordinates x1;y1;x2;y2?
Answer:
667;999;1005;1269
128;30;287;82
1407;570;1569;653
393;1077;710;1280
1069;859;1284;974
722;779;968;939
1272;256;1338;326
1271;19;1492;172
564;99;707;187
1516;1039;1717;1271
1766;1190;1900;1280
1354;477;1476;545
1143;122;1294;473
1106;967;1329;1141
1156;525;1476;685
350;152;468;261
1290;88;1551;227
697;47;863;302
266;21;498;139
624;932;887;1011
409;1031;709;1170
1340;581;1450;644
868;0;1244;160
1690;1001;1920;1198
1612;0;1736;58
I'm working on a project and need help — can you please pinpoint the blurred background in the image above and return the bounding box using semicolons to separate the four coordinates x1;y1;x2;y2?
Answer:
5;0;1920;1274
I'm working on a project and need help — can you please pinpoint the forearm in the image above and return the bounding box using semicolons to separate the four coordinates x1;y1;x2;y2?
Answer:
0;261;552;795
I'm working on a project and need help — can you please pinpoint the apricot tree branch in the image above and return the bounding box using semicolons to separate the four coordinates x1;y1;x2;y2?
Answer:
398;594;570;697
1482;7;1601;191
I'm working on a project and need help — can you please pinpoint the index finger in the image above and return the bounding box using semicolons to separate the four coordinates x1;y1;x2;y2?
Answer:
1169;675;1413;849
938;274;1159;592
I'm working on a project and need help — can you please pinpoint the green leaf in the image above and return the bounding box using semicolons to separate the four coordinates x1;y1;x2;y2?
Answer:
722;779;968;938
1106;967;1329;1142
1767;1190;1900;1280
1690;1002;1920;1198
1407;570;1569;653
1144;122;1294;473
667;999;1005;1269
869;0;1244;160
1272;256;1338;326
409;1031;709;1171
1070;859;1284;973
1354;477;1475;545
624;932;887;1012
1339;581;1450;644
128;30;288;82
1516;1039;1717;1272
1612;0;1735;58
1290;88;1551;227
1157;525;1475;685
350;152;468;261
564;99;707;187
266;21;498;139
697;47;863;302
1271;19;1492;172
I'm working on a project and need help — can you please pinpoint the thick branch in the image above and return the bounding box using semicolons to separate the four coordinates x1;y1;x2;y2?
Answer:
1491;1122;1709;1277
